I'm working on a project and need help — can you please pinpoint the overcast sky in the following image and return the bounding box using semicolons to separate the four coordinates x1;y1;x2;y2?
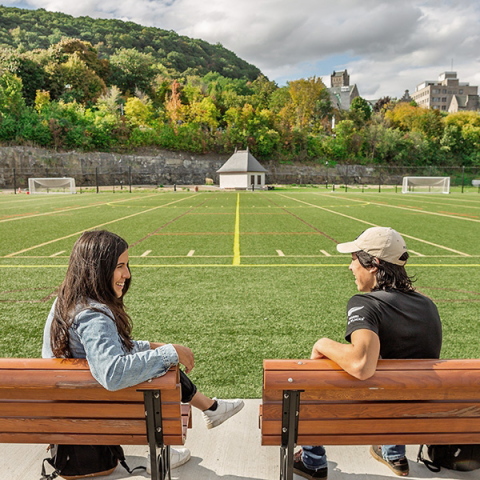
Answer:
4;0;480;99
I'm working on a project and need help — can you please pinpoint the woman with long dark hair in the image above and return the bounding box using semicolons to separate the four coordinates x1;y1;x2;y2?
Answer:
42;230;244;469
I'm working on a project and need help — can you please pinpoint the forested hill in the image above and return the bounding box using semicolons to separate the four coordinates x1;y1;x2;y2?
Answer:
0;6;261;80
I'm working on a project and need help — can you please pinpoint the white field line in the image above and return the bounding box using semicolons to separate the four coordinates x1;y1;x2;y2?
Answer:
4;195;199;257
409;250;425;257
358;191;480;207
320;250;332;257
317;192;480;223
140;250;152;257
278;193;470;257
187;250;195;257
374;196;480;210
49;251;65;257
0;193;159;223
276;250;285;257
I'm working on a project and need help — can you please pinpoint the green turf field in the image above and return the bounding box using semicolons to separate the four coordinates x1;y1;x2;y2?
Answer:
1;188;480;397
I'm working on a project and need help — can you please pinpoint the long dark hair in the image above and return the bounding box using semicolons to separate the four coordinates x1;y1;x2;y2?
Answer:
356;250;415;293
51;230;134;358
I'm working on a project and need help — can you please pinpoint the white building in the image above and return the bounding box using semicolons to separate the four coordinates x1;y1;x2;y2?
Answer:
217;148;267;190
411;72;479;112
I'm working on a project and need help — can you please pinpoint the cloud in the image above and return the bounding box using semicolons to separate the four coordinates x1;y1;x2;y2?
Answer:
4;0;480;98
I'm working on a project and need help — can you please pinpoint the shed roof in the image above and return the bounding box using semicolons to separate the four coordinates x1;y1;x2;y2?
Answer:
217;149;267;173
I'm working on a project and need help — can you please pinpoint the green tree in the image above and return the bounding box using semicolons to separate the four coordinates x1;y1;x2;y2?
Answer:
349;96;372;126
0;71;25;117
109;48;158;94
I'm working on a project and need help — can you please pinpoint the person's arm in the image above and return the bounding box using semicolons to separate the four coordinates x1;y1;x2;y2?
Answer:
311;329;380;380
75;310;183;391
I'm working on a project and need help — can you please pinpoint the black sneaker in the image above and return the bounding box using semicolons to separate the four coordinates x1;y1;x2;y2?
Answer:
370;445;409;476
293;456;328;480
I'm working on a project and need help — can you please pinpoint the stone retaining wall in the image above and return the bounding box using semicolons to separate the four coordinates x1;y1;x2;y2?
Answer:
0;146;403;188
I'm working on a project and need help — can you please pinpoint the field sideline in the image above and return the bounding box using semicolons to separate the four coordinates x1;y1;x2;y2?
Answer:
1;188;480;397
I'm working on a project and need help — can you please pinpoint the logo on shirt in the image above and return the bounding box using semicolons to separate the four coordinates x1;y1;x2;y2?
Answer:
348;306;365;317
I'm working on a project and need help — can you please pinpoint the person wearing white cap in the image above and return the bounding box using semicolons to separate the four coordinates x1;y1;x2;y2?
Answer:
294;227;442;479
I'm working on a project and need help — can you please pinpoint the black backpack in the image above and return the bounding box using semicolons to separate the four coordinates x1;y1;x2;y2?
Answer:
41;444;146;480
417;444;480;472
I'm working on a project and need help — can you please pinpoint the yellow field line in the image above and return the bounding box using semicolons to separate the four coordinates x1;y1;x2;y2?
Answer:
4;195;200;258
0;193;160;223
2;264;479;269
278;194;471;257
233;193;241;266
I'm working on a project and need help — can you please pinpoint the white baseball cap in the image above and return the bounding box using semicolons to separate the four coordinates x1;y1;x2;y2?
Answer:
336;227;408;266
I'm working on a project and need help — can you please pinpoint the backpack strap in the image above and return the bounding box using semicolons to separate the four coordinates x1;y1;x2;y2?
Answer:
40;457;59;480
108;446;147;475
417;445;441;473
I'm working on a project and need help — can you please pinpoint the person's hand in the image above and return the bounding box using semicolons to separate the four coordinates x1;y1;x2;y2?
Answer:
172;344;195;373
311;339;326;359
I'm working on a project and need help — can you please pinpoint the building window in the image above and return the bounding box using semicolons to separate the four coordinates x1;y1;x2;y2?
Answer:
443;89;447;93
432;89;440;94
250;175;255;186
441;106;447;111
257;175;261;185
442;97;447;102
459;89;464;94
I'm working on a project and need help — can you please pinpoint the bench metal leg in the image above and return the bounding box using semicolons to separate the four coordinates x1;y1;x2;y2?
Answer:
280;390;301;480
144;390;171;480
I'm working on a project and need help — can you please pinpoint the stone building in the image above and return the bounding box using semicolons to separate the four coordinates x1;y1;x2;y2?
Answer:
411;72;479;113
328;69;360;110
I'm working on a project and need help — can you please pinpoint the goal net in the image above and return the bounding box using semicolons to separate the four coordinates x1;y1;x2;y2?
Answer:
28;177;76;194
402;176;450;194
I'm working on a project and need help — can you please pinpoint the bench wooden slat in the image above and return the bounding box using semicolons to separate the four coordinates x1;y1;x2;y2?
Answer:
264;359;480;372
0;368;178;391
0;358;92;370
0;401;181;419
263;387;480;402
261;401;480;420
0;433;184;446
262;417;480;436
262;432;480;446
0;386;182;402
0;418;183;435
264;369;480;392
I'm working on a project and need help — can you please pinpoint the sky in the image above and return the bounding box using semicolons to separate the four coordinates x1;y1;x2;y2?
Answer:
4;0;480;99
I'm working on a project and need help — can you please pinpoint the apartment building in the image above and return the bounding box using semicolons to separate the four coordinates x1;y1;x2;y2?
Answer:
411;71;479;112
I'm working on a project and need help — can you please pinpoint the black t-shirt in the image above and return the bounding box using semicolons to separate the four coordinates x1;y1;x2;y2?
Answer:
344;290;442;359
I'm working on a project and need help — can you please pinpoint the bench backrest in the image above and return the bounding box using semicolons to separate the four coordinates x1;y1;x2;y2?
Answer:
0;358;189;446
262;358;480;446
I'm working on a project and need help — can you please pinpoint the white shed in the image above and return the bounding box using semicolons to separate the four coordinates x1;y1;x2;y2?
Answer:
217;148;268;190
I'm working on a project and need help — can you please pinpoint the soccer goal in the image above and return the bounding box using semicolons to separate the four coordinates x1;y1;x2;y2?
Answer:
28;177;76;194
402;176;450;194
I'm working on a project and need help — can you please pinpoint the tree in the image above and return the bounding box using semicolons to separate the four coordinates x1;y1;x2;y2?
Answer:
109;48;157;95
288;76;330;130
47;52;106;104
124;96;154;127
0;72;25;117
349;96;372;125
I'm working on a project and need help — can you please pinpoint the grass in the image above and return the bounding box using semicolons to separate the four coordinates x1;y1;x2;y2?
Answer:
1;188;480;397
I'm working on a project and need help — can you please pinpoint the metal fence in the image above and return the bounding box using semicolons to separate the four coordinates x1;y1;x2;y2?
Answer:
2;164;480;193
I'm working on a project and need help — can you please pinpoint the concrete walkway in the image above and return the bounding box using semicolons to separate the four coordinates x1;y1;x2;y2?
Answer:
1;400;477;480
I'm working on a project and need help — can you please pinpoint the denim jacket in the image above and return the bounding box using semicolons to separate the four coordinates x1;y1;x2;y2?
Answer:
42;298;179;391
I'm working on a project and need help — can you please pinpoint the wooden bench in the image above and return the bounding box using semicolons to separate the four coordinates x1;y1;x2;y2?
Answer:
261;358;480;480
0;358;192;480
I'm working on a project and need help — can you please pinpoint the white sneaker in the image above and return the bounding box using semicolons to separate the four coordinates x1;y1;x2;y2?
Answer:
202;398;244;429
146;447;191;473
